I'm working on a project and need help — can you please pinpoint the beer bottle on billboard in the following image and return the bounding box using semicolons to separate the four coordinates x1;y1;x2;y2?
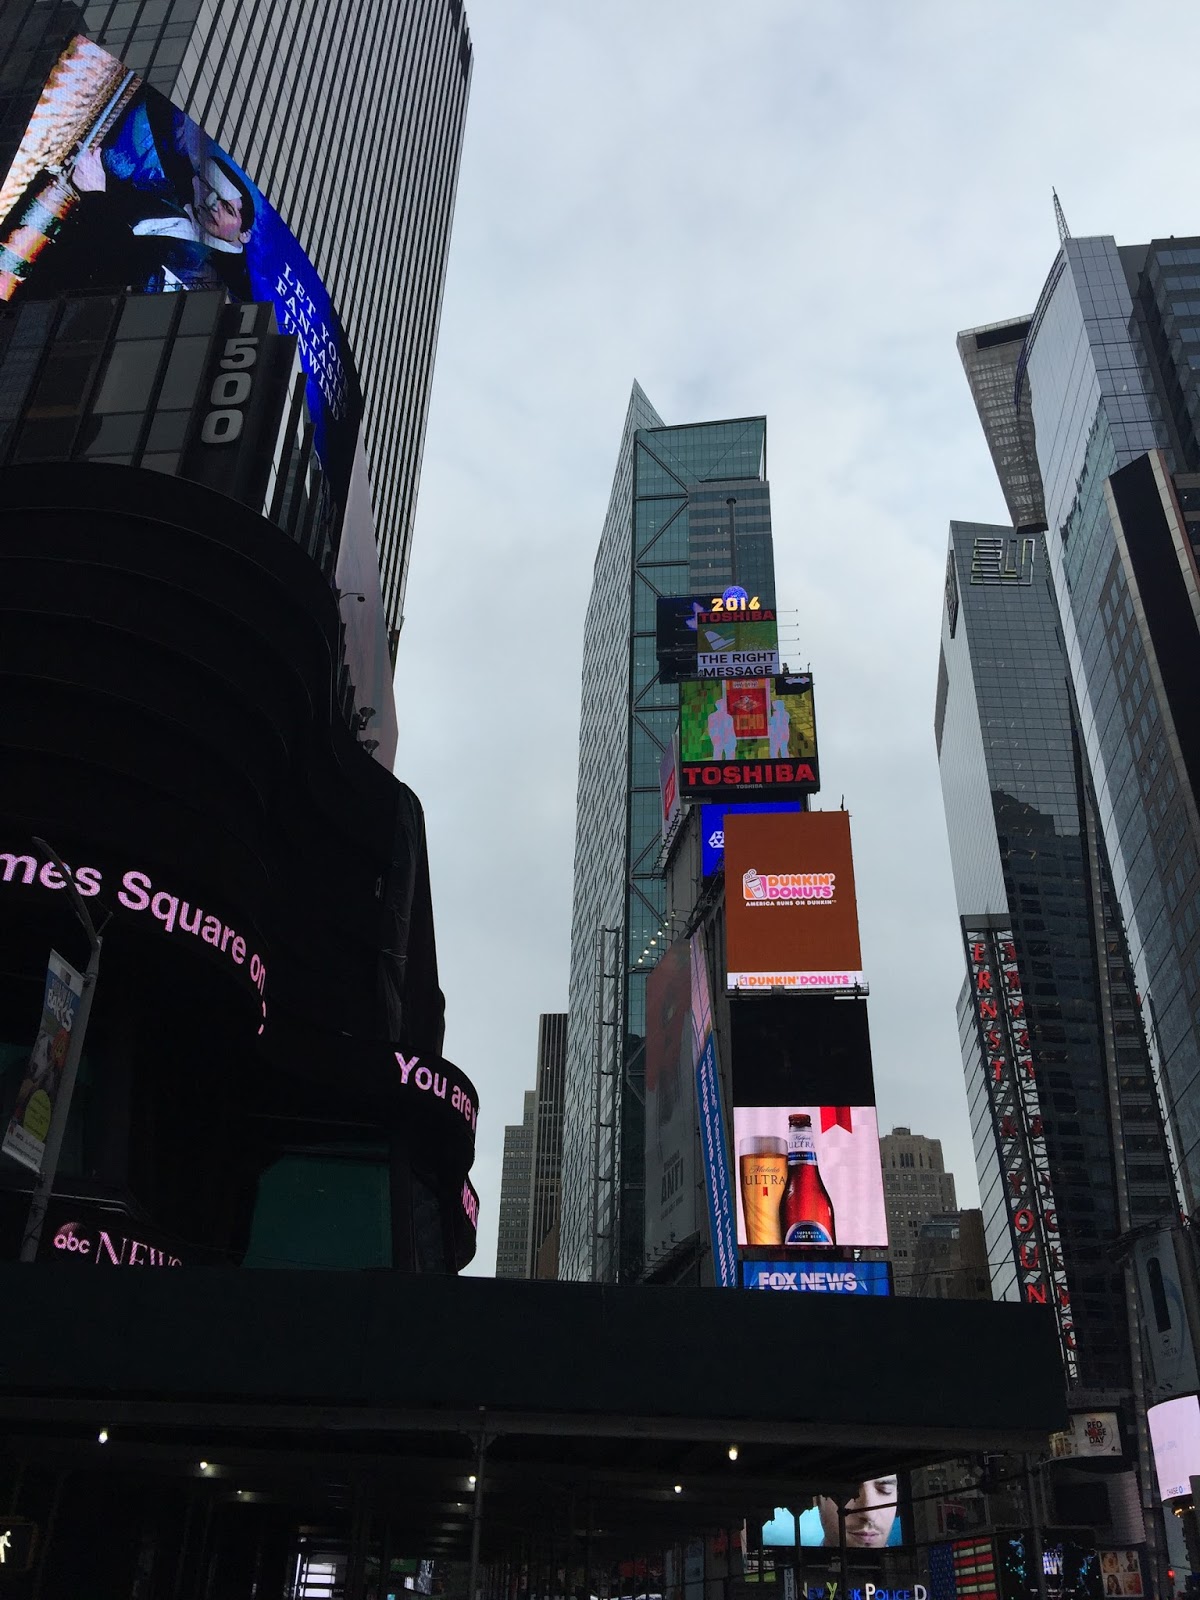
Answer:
781;1114;836;1247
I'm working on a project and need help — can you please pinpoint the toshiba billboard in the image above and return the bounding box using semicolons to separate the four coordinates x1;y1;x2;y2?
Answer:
724;811;864;992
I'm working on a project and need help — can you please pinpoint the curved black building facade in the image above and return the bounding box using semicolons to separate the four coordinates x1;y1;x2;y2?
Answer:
0;461;477;1272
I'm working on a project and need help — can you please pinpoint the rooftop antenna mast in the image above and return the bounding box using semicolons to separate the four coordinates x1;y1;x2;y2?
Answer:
1053;188;1071;245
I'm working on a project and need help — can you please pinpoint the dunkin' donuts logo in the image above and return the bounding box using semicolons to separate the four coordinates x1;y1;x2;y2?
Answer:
742;868;835;902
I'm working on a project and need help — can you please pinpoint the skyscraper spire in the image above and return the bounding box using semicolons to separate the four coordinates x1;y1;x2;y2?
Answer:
1053;188;1071;245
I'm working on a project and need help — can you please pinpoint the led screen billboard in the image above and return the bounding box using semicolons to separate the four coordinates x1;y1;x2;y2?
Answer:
0;35;359;494
725;810;864;991
1133;1228;1200;1399
730;994;875;1107
644;939;699;1262
679;674;817;798
762;1478;903;1548
734;1104;887;1249
997;1532;1105;1600
743;1259;891;1294
655;597;779;683
2;949;83;1175
700;800;801;877
1147;1393;1200;1501
690;930;737;1286
659;738;681;844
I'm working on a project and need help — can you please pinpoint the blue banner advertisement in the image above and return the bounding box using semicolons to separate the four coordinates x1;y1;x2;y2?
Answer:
742;1260;891;1294
700;800;802;877
689;931;737;1286
696;1031;738;1287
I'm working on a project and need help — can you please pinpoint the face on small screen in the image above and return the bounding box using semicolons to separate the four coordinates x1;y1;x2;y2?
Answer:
818;1477;899;1548
763;1476;901;1549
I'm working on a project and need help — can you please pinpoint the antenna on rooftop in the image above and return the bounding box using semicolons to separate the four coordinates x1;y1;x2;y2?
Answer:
1052;188;1071;245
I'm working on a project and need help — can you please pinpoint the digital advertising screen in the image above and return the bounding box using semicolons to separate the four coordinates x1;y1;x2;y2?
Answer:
730;994;875;1107
734;1104;887;1250
1147;1393;1200;1500
679;674;818;799
0;35;360;494
659;738;681;843
699;800;801;877
690;931;738;1286
997;1532;1104;1600
724;810;864;992
1133;1228;1200;1399
762;1478;904;1549
742;1259;891;1294
655;597;779;683
644;938;698;1262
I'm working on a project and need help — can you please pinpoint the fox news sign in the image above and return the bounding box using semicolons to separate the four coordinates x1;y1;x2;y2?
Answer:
742;1260;891;1295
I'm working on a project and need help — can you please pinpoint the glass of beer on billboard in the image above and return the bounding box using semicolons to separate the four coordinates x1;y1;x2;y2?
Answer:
739;1135;787;1246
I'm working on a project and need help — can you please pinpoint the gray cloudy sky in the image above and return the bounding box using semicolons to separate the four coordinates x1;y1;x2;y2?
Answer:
394;0;1200;1276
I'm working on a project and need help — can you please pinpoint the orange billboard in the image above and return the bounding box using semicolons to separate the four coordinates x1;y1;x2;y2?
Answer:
724;811;864;992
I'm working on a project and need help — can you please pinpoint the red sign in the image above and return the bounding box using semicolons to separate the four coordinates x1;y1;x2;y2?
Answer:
966;929;1076;1378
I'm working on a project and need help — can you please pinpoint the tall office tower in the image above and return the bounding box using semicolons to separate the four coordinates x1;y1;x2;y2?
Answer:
936;515;1175;1552
911;1210;991;1301
878;1126;958;1294
560;385;776;1283
495;1090;536;1280
960;236;1200;1208
937;517;1175;1372
526;1011;566;1279
0;0;471;636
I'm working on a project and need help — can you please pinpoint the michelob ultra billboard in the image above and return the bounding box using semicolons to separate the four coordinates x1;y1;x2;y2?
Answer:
724;810;864;991
735;1103;887;1251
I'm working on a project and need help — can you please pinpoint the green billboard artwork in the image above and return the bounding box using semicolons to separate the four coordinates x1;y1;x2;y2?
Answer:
680;673;816;764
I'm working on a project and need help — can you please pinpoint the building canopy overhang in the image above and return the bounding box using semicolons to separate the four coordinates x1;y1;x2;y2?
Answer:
0;1269;1065;1559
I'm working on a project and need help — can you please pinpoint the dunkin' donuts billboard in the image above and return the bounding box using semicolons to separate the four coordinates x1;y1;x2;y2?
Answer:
724;811;864;992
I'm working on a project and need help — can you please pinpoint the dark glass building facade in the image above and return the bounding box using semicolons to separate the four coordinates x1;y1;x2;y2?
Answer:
0;0;472;638
0;288;480;1279
936;516;1175;1551
963;237;1200;1211
560;387;775;1283
527;1010;566;1278
494;1089;535;1280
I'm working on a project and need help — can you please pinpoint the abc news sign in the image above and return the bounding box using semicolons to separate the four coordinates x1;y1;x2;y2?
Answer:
742;1260;890;1295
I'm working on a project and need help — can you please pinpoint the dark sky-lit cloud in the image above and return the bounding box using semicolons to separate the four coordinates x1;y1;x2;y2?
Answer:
395;0;1200;1274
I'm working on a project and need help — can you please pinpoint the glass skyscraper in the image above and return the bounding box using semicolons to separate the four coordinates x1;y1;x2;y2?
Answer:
961;235;1200;1210
937;519;1174;1370
559;384;775;1283
0;0;472;639
936;514;1176;1553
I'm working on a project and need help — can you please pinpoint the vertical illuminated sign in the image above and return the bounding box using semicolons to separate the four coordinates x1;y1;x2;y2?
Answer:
690;934;737;1286
966;928;1077;1378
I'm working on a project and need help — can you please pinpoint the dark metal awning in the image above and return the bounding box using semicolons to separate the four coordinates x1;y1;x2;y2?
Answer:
0;1268;1066;1558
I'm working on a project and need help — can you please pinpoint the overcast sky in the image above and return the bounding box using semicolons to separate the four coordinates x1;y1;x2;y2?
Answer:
394;0;1200;1276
